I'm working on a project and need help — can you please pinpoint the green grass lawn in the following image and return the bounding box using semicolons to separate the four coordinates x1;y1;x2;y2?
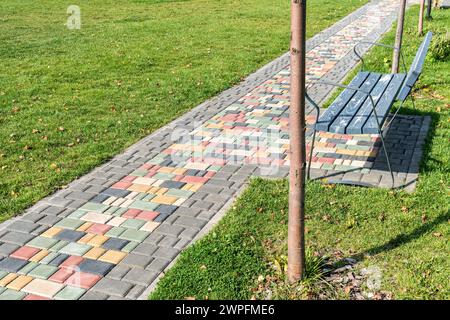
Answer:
150;6;449;300
0;0;367;222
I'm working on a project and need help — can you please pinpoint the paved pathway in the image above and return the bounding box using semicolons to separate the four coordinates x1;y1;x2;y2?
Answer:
0;0;429;300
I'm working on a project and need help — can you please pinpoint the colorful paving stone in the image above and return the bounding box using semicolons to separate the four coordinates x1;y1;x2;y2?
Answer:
0;0;425;300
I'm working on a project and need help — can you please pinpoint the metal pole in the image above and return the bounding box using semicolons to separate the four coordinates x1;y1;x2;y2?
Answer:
288;0;306;282
419;0;425;35
426;0;433;20
392;0;406;73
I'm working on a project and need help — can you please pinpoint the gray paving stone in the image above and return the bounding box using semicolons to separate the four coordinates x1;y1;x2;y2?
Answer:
126;285;146;300
121;253;153;269
0;243;20;257
7;221;39;234
93;278;133;297
152;247;179;260
0;232;35;246
174;216;207;229
131;243;158;256
154;224;184;237
80;291;109;300
37;215;62;226
146;258;171;272
123;268;158;286
107;265;131;280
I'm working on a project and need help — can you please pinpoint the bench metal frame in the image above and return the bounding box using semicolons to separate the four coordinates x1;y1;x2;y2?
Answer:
305;36;430;188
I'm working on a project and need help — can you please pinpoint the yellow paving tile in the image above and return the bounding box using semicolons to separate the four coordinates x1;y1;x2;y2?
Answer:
189;184;203;192
148;186;160;194
337;149;357;156
6;275;33;291
78;233;96;244
151;195;177;205
128;184;151;193
181;183;193;191
40;227;62;238
0;273;17;287
29;250;49;263
158;167;174;174
155;188;168;196
98;250;127;264
172;168;186;175
77;222;93;232
87;235;109;247
83;247;106;260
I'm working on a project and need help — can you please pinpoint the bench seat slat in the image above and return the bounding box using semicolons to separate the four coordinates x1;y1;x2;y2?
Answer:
329;73;381;134
346;73;395;134
362;73;407;134
315;71;369;132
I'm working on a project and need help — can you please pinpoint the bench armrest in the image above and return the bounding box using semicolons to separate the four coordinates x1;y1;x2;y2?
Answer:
353;41;407;74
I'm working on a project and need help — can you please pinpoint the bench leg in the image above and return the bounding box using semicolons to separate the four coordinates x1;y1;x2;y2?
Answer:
409;93;417;109
377;127;395;188
307;127;317;180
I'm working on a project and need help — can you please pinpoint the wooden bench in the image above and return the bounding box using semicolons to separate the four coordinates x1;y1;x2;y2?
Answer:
306;32;433;187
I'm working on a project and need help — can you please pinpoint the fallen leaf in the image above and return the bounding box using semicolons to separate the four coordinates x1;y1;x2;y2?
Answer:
32;129;40;134
421;214;427;224
401;206;409;213
23;145;32;150
58;127;65;132
432;232;442;237
185;297;196;300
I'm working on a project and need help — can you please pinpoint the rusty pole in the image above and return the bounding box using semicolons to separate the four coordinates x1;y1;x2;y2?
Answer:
418;0;425;35
392;0;406;73
288;0;306;282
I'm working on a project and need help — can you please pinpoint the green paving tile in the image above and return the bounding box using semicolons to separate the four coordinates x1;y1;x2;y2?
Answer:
67;210;88;219
121;219;146;230
142;194;156;202
334;165;355;171
0;289;26;300
208;165;222;172
134;193;148;201
54;286;86;300
113;207;129;216
321;163;335;170
122;241;139;253
0;270;7;280
129;200;158;211
59;243;92;256
55;218;85;230
152;172;175;180
79;202;108;212
39;252;59;264
166;189;193;198
28;264;58;279
130;169;148;177
18;261;39;275
27;236;59;250
105;226;126;238
119;229;150;242
49;240;69;252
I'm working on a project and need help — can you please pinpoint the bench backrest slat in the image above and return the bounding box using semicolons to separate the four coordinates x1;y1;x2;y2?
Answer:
397;31;433;101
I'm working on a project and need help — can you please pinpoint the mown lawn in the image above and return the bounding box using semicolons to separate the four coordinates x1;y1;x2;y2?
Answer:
0;0;367;222
150;5;449;300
